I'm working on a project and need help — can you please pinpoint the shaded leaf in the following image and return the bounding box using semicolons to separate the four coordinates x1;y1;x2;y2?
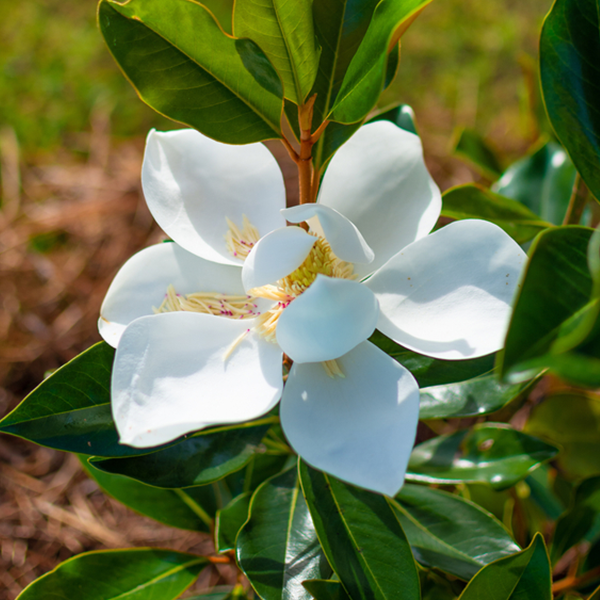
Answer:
303;580;352;600
452;128;503;179
224;452;292;498
300;461;420;600
215;492;252;553
98;0;283;144
370;103;418;135
407;423;559;490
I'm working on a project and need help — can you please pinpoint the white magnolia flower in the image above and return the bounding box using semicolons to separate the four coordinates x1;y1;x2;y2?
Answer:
99;121;527;496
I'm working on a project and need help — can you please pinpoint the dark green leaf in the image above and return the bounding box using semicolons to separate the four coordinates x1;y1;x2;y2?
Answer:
300;461;420;600
234;0;320;104
82;458;218;532
237;466;330;600
419;374;534;420
224;452;292;498
90;422;271;488
540;0;600;203
590;584;600;600
525;465;566;521
313;121;362;173
371;103;418;135
392;484;520;580
215;492;251;553
370;330;495;387
526;392;600;480
418;569;459;600
16;549;206;600
509;352;600;388
452;128;503;179
441;184;551;244
98;0;283;144
330;0;432;124
407;424;560;490
303;580;352;600
457;534;551;600
0;342;158;457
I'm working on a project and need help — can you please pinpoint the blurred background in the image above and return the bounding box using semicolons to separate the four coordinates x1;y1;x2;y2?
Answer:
0;0;552;596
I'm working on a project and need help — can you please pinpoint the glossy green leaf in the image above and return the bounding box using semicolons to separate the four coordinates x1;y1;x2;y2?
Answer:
458;534;551;599
370;330;495;387
98;0;283;144
500;226;594;378
237;466;330;600
371;103;418;135
215;492;251;553
526;392;600;479
407;424;560;491
90;422;271;488
452;128;503;179
0;342;158;457
525;465;565;521
330;0;432;123
552;476;600;563
234;0;319;104
494;142;576;222
419;374;534;420
82;458;218;532
392;484;520;580
303;580;351;600
16;549;206;600
540;0;600;203
441;184;551;244
224;452;292;498
300;461;420;600
510;352;600;388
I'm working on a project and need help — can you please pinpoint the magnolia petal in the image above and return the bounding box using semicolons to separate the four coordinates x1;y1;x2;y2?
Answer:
242;226;315;291
280;341;419;496
318;121;442;278
276;275;379;363
282;204;374;264
112;312;283;448
98;243;262;348
142;129;286;265
365;219;528;359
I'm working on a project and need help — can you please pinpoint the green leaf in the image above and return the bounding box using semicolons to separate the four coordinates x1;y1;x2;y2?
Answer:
590;585;600;600
89;422;272;488
234;0;320;104
392;484;520;580
0;342;154;457
452;128;503;179
224;452;292;497
525;392;600;479
370;330;495;387
371;103;418;135
215;492;251;553
552;476;600;563
441;184;551;244
237;466;330;600
540;0;600;203
457;534;551;600
303;580;352;600
419;374;534;420
407;423;560;491
300;461;420;600
82;457;218;532
98;0;283;144
500;226;594;378
330;0;432;124
418;569;458;600
494;141;577;223
16;548;206;600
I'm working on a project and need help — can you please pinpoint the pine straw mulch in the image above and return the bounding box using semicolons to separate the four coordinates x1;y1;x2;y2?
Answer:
0;112;471;599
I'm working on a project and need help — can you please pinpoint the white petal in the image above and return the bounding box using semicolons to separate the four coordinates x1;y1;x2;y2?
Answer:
98;243;262;348
112;312;283;448
365;219;528;359
142;129;286;265
318;121;442;278
280;341;419;496
276;275;379;363
282;204;374;264
242;226;315;291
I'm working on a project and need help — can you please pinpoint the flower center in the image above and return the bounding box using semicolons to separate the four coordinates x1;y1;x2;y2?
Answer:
224;215;260;259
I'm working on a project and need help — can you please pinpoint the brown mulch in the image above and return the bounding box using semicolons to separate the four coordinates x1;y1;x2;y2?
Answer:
0;108;476;599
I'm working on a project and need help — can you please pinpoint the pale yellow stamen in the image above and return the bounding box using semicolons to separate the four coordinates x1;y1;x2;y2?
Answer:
224;215;260;259
322;359;345;378
223;328;251;361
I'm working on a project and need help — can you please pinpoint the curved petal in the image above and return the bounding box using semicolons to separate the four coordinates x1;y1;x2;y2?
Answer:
142;129;286;265
98;243;260;348
112;312;283;447
365;219;528;359
282;204;374;264
276;275;379;363
318;121;442;278
280;341;419;496
242;226;315;291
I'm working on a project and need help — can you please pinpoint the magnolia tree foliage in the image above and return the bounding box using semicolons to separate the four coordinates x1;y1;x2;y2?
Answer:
3;0;600;598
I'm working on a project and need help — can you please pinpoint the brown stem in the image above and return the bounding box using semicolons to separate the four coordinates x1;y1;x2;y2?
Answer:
552;565;600;595
563;174;587;225
206;555;231;564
